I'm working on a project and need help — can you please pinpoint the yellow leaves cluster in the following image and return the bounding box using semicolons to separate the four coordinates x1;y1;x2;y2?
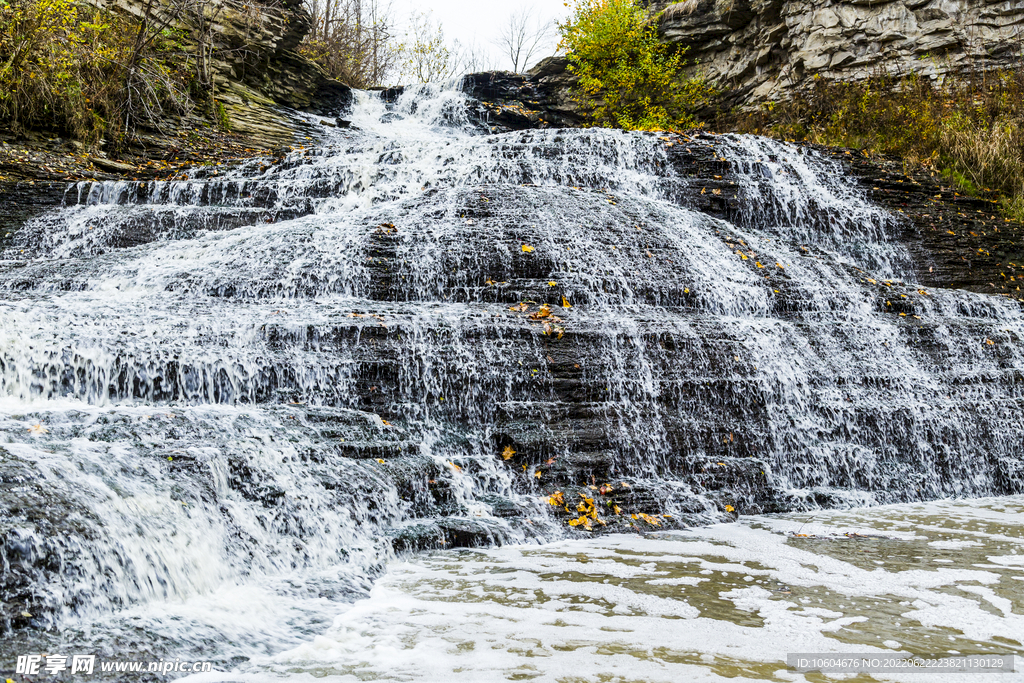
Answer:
632;512;661;527
547;491;565;506
509;301;566;338
529;303;553;320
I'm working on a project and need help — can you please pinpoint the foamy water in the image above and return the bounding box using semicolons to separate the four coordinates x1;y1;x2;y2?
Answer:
173;497;1023;682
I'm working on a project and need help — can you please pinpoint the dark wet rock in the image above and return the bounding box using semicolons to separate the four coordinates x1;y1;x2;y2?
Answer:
461;64;582;133
387;517;514;553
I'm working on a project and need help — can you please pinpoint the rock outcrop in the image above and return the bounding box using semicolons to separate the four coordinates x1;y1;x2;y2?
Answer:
460;59;583;132
85;0;351;147
654;0;1024;106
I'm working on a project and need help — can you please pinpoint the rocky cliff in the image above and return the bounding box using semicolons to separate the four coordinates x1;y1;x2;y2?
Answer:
82;0;349;150
655;0;1024;106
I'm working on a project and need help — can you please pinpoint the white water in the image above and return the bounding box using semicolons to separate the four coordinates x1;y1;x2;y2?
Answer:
2;83;1023;674
178;497;1024;682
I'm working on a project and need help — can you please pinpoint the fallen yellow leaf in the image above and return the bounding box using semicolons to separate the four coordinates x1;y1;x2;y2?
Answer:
725;504;735;512
502;445;516;460
637;513;661;526
521;245;535;253
561;296;572;308
530;304;552;319
27;424;47;435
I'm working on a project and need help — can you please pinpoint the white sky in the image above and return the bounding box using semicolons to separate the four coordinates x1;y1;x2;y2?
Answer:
389;0;569;74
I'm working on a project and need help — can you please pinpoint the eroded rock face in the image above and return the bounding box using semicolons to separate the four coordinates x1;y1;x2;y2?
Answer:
84;0;351;146
654;0;1024;105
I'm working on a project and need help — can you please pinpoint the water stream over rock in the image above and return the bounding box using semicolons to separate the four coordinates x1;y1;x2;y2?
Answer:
1;83;1023;675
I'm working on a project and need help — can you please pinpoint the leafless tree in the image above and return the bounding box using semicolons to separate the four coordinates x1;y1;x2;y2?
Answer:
495;5;555;73
302;0;398;87
455;39;500;75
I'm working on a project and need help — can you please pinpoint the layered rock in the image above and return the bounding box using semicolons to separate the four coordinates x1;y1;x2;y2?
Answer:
85;0;351;147
460;60;583;132
654;0;1024;106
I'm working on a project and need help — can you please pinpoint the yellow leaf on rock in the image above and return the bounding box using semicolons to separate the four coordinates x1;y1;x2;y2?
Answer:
725;504;735;512
377;459;385;464
547;491;564;505
530;304;552;320
637;513;661;526
561;296;572;308
502;445;516;460
613;504;622;515
548;281;557;286
27;424;48;435
521;245;535;253
534;470;542;479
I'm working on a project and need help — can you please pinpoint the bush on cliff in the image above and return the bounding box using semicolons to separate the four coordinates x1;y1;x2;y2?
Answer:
558;0;711;131
730;70;1024;222
0;0;194;151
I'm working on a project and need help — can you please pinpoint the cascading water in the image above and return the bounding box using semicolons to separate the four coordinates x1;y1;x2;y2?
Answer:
2;82;1023;672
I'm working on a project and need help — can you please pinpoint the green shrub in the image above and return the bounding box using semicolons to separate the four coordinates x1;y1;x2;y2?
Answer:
0;0;193;149
558;0;712;131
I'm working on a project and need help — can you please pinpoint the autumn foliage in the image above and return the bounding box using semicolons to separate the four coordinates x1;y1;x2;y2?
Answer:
557;0;711;131
0;0;194;149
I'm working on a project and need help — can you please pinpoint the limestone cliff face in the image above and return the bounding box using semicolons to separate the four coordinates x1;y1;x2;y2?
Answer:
655;0;1024;105
88;0;350;145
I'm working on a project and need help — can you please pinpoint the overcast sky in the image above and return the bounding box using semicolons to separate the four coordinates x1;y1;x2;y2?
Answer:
389;0;569;74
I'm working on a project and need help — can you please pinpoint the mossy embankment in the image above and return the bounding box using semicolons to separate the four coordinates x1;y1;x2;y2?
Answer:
719;69;1024;224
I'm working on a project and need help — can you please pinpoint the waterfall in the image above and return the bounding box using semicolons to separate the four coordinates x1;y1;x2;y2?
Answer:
2;83;1023;662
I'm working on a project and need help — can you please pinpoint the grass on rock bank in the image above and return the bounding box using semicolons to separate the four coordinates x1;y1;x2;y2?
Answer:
720;69;1024;222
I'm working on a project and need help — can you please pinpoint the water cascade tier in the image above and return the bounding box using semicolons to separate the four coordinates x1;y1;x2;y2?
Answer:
1;84;1022;660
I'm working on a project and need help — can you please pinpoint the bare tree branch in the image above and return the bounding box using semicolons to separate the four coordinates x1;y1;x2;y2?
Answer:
495;5;554;73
